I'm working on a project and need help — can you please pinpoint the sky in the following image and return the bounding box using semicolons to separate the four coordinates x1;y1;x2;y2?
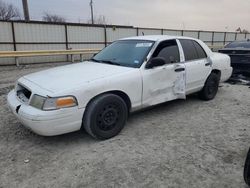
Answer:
3;0;250;32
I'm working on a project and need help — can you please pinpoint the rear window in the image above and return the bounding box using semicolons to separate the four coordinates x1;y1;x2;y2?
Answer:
225;41;250;48
193;41;207;59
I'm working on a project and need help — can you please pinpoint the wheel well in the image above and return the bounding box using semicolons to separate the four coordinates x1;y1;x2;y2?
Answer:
109;91;132;112
87;90;132;112
211;69;221;79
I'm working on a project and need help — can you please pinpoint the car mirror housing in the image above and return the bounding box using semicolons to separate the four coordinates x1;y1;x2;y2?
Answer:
146;57;166;69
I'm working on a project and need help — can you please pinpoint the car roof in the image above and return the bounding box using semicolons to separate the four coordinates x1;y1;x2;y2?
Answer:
119;35;197;42
225;39;250;48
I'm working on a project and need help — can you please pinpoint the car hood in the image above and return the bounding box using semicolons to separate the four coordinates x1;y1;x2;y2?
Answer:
23;61;134;93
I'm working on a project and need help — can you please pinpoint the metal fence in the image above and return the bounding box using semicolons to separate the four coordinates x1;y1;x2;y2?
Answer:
0;20;250;65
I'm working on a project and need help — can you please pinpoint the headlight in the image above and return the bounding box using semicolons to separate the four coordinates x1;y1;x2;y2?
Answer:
30;95;78;111
30;95;46;109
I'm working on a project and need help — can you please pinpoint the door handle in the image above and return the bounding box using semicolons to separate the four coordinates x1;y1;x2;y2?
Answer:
205;62;212;66
175;68;185;72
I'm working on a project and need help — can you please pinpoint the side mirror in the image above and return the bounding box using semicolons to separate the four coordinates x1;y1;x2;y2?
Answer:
146;57;166;69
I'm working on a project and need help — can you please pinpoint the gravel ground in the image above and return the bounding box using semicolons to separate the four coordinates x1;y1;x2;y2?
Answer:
0;63;250;188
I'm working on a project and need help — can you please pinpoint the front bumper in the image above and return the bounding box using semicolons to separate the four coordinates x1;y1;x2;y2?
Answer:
7;90;85;136
232;63;250;74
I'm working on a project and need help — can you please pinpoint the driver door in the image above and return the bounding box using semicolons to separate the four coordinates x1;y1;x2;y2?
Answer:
141;39;186;107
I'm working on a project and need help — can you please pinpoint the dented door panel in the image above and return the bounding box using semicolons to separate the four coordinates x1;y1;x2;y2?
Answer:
141;63;186;107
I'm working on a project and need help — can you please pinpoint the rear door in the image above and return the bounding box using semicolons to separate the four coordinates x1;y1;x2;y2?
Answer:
178;39;212;93
142;39;186;107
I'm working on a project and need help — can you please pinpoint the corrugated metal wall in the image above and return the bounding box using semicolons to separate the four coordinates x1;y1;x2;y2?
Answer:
138;28;162;36
183;31;199;39
106;27;137;43
0;20;249;65
163;30;182;36
0;22;15;64
15;22;66;64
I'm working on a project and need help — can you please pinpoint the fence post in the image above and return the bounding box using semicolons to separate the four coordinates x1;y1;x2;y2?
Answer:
198;31;200;39
223;32;227;45
235;32;238;41
64;24;69;50
136;27;139;36
64;24;70;62
211;31;215;46
161;29;164;35
181;30;184;36
11;22;19;66
104;25;107;47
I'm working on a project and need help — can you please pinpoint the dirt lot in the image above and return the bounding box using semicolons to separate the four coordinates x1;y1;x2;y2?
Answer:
0;63;250;188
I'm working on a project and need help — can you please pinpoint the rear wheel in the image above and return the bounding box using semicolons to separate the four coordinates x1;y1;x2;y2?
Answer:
199;73;220;101
83;94;128;140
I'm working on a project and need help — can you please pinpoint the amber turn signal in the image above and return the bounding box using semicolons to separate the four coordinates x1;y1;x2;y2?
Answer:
56;97;77;108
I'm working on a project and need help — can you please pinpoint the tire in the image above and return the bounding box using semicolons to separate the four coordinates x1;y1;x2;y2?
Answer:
244;148;250;186
83;94;128;140
199;73;220;101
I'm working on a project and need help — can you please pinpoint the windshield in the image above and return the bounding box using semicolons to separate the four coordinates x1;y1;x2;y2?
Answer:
92;40;154;68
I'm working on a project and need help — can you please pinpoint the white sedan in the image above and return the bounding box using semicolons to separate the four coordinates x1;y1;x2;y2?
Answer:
7;35;232;139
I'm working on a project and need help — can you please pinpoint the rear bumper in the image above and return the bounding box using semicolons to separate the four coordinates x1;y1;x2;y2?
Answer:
221;67;233;82
7;90;85;136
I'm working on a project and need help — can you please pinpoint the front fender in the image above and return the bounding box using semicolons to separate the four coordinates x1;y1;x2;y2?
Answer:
68;69;143;111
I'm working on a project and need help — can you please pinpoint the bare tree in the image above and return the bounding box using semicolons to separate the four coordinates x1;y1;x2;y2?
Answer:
242;29;249;34
42;12;66;23
87;15;107;25
0;0;21;20
236;27;241;33
236;27;249;34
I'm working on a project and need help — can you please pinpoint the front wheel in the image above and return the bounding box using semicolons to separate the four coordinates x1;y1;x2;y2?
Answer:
199;73;220;101
83;94;128;140
244;148;250;186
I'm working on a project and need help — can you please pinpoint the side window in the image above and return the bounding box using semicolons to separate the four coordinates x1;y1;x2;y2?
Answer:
179;39;198;61
192;41;207;59
153;40;180;64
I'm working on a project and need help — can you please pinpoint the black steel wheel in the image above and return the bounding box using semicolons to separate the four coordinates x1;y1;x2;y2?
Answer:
199;73;220;101
83;94;128;140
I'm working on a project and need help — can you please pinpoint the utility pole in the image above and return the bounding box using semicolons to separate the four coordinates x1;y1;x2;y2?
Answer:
22;0;30;21
90;0;94;24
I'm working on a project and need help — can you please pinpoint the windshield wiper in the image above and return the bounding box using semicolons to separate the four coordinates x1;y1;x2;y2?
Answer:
90;58;100;62
90;58;121;65
101;60;121;66
90;58;121;66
